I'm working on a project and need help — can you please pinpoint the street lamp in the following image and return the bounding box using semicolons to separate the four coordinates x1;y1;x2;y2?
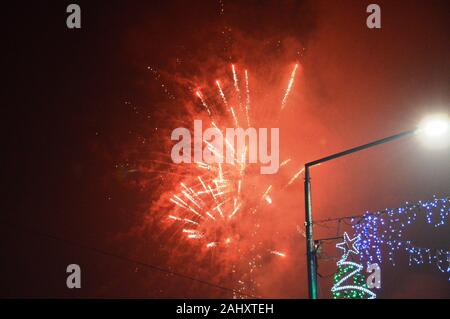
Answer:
304;114;450;299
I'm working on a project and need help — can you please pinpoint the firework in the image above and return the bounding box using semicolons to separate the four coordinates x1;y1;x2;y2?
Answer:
132;64;303;297
161;63;301;296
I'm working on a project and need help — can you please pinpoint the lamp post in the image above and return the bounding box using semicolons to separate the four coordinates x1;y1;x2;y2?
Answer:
304;114;450;299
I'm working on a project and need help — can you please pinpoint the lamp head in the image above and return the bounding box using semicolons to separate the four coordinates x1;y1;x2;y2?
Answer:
417;114;450;149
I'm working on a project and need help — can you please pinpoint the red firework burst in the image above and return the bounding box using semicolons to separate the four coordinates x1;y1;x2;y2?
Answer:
151;63;303;296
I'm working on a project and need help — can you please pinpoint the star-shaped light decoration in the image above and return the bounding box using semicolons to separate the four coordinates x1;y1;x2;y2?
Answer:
336;232;361;262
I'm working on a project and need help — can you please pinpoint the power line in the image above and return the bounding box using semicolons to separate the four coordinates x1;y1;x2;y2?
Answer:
0;220;258;299
314;196;450;225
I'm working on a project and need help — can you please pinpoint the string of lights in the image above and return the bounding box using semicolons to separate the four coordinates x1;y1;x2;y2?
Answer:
351;196;449;278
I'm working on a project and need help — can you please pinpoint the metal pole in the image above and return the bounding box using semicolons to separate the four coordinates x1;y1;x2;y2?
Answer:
304;165;318;299
302;128;417;299
306;129;417;167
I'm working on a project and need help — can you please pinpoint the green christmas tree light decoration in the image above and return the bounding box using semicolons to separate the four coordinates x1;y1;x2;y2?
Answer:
331;232;376;299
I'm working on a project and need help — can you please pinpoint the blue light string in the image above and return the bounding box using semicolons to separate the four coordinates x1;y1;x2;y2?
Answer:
351;196;450;278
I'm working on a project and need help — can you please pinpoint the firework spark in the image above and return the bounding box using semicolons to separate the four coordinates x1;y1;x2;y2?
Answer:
244;70;250;127
281;64;299;110
270;250;286;257
231;64;243;114
196;90;213;116
286;166;305;186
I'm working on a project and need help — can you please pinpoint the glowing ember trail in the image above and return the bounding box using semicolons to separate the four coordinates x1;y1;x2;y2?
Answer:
244;70;250;127
216;80;228;108
286;167;305;186
230;106;239;127
196;90;212;116
280;158;291;167
231;64;243;113
281;63;299;110
270;250;286;257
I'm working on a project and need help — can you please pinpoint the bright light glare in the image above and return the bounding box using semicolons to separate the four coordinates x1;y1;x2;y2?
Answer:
421;116;449;137
418;114;450;148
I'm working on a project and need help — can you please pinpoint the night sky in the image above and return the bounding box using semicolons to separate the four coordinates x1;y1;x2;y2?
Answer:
2;0;449;298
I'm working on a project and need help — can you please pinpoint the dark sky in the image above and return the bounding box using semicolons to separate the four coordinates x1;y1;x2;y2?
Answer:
2;0;449;298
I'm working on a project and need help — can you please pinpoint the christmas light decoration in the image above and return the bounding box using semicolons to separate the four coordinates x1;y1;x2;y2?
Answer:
331;232;376;299
407;245;450;277
352;196;450;278
336;232;360;262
